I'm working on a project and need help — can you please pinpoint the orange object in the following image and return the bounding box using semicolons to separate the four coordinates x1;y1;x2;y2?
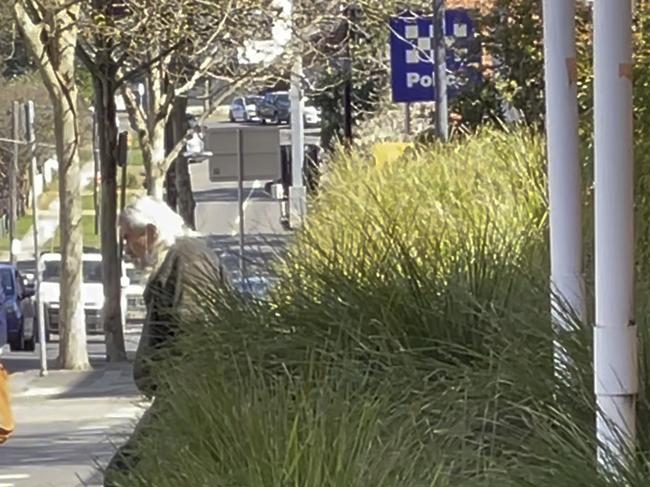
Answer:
0;363;14;445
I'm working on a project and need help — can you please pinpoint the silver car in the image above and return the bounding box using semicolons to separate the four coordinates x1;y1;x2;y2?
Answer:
229;95;262;122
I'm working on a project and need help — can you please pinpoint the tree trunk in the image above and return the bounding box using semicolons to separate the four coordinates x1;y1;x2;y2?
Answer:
146;122;166;199
14;0;90;370
53;94;89;370
173;98;195;228
94;73;127;362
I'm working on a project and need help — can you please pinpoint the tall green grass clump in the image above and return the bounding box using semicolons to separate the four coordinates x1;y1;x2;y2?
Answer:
112;128;650;486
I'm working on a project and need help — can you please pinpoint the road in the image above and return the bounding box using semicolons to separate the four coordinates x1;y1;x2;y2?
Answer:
0;327;144;487
191;121;294;279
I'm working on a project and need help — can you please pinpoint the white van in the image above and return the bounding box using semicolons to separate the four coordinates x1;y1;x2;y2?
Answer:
39;252;129;336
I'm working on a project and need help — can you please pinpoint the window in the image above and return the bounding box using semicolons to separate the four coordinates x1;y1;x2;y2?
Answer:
42;260;103;283
83;261;103;283
0;269;14;296
42;261;61;282
126;267;146;285
15;272;24;298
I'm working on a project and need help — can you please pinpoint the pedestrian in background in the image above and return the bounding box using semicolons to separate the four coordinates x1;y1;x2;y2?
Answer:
104;196;227;486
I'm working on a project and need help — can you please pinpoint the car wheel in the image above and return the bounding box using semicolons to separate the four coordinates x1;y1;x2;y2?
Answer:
271;112;279;124
9;325;25;352
229;111;235;122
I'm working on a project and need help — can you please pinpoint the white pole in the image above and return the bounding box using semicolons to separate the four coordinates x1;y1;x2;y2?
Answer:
25;100;47;377
289;0;306;229
594;0;637;468
542;1;585;371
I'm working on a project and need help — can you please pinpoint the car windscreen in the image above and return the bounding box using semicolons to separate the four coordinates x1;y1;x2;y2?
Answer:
126;267;146;285
277;94;289;103
42;260;103;283
0;269;14;296
83;261;103;283
42;261;61;282
16;261;35;273
245;96;261;104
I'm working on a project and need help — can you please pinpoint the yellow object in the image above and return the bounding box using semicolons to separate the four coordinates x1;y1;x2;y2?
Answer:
0;363;14;445
372;142;412;167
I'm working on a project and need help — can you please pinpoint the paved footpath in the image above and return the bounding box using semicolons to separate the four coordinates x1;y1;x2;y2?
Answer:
1;363;147;487
0;326;146;487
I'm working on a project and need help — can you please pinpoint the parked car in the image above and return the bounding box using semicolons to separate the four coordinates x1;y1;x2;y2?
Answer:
303;101;321;127
0;263;36;351
258;91;291;124
232;276;275;301
39;253;129;337
124;263;146;323
229;95;262;122
15;260;36;295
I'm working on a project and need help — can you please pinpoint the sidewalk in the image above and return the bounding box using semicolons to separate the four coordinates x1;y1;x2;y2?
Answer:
2;361;146;487
10;360;140;400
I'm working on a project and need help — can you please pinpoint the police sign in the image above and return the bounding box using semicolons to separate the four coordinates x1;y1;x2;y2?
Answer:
389;10;475;103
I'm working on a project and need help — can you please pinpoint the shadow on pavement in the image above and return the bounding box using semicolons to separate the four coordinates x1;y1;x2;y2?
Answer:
0;427;129;468
9;357;139;401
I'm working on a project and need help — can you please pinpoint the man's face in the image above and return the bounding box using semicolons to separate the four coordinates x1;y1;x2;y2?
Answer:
121;221;156;269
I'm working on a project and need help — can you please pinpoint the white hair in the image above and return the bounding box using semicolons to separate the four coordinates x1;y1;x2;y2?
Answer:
120;196;197;248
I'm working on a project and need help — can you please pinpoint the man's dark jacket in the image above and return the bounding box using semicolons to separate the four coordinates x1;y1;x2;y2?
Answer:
133;236;225;397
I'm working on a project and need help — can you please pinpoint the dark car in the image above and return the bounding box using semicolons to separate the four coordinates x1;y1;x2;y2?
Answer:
0;263;36;351
16;260;36;294
258;91;290;124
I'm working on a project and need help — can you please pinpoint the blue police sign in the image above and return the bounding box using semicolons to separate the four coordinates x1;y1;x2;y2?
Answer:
390;10;475;103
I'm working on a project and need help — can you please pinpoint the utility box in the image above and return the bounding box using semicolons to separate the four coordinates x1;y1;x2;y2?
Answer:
204;124;281;182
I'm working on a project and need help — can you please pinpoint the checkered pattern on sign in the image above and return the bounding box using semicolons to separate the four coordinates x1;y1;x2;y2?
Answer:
403;21;469;65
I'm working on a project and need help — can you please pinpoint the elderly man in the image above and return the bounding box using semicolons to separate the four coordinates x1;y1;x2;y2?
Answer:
104;196;226;486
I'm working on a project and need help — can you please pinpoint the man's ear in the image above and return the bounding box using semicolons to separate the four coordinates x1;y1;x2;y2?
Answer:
145;224;157;247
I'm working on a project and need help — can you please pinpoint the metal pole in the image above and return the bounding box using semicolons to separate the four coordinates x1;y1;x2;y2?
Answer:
343;59;353;144
9;101;19;264
25;101;47;376
116;131;128;261
343;5;354;145
542;0;585;375
92;109;100;235
594;0;636;470
405;103;412;135
119;149;128;261
433;0;448;141
289;0;306;229
203;79;211;114
236;128;246;285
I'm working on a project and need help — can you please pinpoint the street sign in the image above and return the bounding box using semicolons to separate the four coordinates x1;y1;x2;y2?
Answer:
389;10;476;103
204;125;281;182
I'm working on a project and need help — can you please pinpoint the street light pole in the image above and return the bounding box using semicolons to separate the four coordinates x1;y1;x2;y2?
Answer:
25;100;47;376
541;0;585;375
289;0;306;229
593;0;637;470
343;4;356;145
9;101;20;265
433;0;448;141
